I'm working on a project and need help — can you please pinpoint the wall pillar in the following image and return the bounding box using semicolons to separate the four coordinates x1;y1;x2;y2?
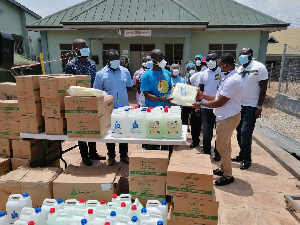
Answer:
258;31;269;63
183;35;191;71
40;31;50;74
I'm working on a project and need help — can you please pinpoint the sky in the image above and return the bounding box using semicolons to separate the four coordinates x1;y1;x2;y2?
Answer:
16;0;300;28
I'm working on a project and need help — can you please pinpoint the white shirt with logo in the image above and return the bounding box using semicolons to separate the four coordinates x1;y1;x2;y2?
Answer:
214;70;242;121
237;60;268;107
199;69;221;109
190;72;202;87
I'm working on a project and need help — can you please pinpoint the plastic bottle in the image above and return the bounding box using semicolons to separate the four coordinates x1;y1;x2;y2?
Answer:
128;216;139;225
106;211;117;225
146;200;161;211
76;199;86;209
170;106;181;114
55;199;64;210
164;107;182;139
127;205;140;221
46;208;57;225
72;208;85;222
146;108;164;139
148;210;163;224
41;199;56;215
119;194;132;210
96;200;107;211
0;211;9;225
64;199;78;217
128;108;146;138
18;207;35;223
83;209;94;222
6;194;28;224
30;208;47;225
55;210;68;225
111;108;129;138
21;194;32;209
140;208;150;222
111;194;120;204
106;202;118;215
117;202;127;216
132;199;143;213
115;215;130;225
93;210;106;223
85;200;100;210
158;201;168;221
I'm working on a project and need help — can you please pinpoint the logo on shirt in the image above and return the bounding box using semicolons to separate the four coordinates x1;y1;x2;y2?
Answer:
215;74;221;80
157;80;169;93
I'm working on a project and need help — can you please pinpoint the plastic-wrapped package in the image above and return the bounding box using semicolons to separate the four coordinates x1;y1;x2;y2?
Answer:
66;86;107;97
169;83;198;106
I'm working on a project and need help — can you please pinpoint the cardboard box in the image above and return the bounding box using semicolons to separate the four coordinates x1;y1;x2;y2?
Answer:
67;116;107;139
167;164;214;200
18;96;42;116
0;121;21;139
172;197;219;225
64;96;105;118
39;76;76;98
129;179;166;206
129;150;169;181
0;82;17;100
169;152;212;168
15;75;45;97
45;117;67;135
0;138;11;157
20;115;44;134
76;75;92;88
53;165;120;202
0;100;20;121
0;157;11;176
104;95;114;128
41;98;65;118
12;139;44;160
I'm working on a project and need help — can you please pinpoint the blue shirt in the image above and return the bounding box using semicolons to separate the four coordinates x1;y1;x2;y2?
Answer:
140;68;172;108
171;76;186;87
93;65;132;107
64;57;96;86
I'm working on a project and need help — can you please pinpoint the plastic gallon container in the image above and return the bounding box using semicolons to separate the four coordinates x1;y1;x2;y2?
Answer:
46;208;57;225
76;199;86;209
140;208;150;222
111;194;120;204
111;108;129;138
18;207;35;223
72;208;85;222
96;200;107;211
6;194;28;224
119;194;132;210
117;202;127;216
128;108;146;138
64;199;78;218
55;210;68;225
85;200;100;210
41;199;56;215
93;210;106;223
65;218;79;225
128;216;139;225
55;199;64;210
127;205;140;221
0;211;9;225
115;215;130;225
164;108;182;139
21;194;32;209
30;208;47;225
106;211;117;225
146;108;164;139
83;209;95;223
106;202;118;215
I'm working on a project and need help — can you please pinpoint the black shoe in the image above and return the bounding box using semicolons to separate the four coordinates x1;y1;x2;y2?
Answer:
214;151;221;161
89;153;106;160
201;150;211;155
213;168;223;176
189;142;199;148
82;157;92;166
215;176;234;186
231;155;243;162
240;161;252;170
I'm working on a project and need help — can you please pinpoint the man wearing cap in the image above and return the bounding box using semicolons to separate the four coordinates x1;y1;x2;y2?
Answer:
232;48;268;170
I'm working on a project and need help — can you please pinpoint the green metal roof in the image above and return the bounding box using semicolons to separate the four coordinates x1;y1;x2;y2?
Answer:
27;0;289;29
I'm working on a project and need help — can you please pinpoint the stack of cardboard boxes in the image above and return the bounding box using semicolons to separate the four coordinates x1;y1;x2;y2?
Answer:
129;150;169;206
167;151;219;225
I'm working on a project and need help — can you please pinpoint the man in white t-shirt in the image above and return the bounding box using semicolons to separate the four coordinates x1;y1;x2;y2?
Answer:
199;52;221;161
193;53;242;186
232;48;268;170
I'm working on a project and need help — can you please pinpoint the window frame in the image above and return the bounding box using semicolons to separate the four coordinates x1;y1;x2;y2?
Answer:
208;44;237;59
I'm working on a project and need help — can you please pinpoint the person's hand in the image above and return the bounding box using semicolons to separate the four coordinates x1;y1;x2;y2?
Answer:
165;98;174;105
255;108;262;119
192;102;202;109
195;108;201;117
196;89;204;100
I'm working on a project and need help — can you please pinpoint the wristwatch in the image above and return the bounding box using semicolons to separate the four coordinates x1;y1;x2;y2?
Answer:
257;105;263;110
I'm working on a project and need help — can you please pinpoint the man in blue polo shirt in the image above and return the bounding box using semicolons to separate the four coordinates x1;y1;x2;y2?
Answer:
94;49;132;166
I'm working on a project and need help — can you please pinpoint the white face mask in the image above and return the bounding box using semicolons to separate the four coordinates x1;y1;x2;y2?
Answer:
158;59;167;68
189;70;196;75
195;60;201;66
172;69;180;76
207;60;217;70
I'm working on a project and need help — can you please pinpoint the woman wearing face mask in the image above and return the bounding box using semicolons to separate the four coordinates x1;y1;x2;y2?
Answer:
170;63;185;87
185;62;196;85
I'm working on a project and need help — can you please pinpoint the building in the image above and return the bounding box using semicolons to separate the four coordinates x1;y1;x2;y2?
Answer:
26;0;289;74
0;0;42;59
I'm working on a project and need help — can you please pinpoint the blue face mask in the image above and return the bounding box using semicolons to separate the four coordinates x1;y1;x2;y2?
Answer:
239;55;250;65
110;60;121;69
216;65;226;76
145;60;153;69
80;48;90;57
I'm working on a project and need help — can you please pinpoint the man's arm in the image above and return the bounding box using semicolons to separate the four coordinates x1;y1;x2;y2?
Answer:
91;64;97;87
143;91;171;104
199;84;205;92
193;94;229;109
93;71;104;90
255;79;268;118
64;63;73;74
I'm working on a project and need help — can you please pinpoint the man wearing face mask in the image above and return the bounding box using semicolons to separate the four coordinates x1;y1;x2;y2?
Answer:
193;53;242;186
198;52;221;161
65;39;105;166
194;55;203;72
170;63;185;87
94;49;132;166
232;48;268;170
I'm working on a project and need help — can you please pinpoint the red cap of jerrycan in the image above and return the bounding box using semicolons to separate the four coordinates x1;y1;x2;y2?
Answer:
88;209;93;214
146;108;151;113
28;222;35;225
79;198;85;203
49;208;55;214
112;194;118;199
131;205;137;210
149;107;153;109
121;202;126;208
164;108;168;113
100;200;106;205
105;223;110;225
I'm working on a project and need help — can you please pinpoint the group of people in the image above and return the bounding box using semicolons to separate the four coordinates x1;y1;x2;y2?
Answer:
65;38;268;186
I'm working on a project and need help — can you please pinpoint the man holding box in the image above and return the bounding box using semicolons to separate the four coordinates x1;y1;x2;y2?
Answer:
94;49;132;166
65;39;105;166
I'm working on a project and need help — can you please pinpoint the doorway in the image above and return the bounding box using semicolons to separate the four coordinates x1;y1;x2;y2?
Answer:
130;44;155;74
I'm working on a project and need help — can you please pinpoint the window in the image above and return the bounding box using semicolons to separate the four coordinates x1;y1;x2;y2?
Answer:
60;44;76;70
208;44;237;59
130;44;155;52
165;44;183;66
12;35;24;55
103;44;120;66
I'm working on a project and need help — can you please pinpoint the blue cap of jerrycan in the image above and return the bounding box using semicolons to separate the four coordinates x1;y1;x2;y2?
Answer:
161;200;167;205
57;199;63;204
131;216;138;222
0;211;5;217
35;208;41;213
141;208;147;213
110;211;116;217
23;193;29;197
157;221;163;225
81;219;87;225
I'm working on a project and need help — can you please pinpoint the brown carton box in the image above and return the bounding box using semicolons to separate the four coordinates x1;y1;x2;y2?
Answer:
18;96;42;116
129;150;169;181
12;139;44;160
45;117;67;135
15;75;45;97
104;95;114;128
129;179;166;206
42;98;65;118
11;158;32;170
53;165;120;202
76;75;92;88
0;100;20;121
39;76;76;98
0;82;17;100
67;116;107;139
169;152;212;169
64;96;105;118
172;197;219;225
0;157;11;176
20;115;44;134
167;164;214;200
0;138;11;157
0;121;21;139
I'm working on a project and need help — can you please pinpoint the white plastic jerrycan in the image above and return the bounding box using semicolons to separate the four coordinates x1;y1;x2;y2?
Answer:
133;198;144;213
111;108;129;138
72;208;85;222
111;194;120;204
30;208;47;225
93;210;106;223
85;200;100;210
146;108;164;139
6;194;32;224
106;202;118;215
47;208;57;225
76;198;86;209
127;205;140;221
119;194;132;210
18;207;35;223
140;208;150;222
128;108;146;138
128;216;139;225
41;199;56;215
83;209;95;222
55;199;65;210
0;211;9;225
115;215;130;225
55;209;69;225
117;202;127;216
164;107;182;139
64;199;78;217
96;200;107;211
148;210;163;224
106;211;117;225
21;194;32;209
65;218;79;225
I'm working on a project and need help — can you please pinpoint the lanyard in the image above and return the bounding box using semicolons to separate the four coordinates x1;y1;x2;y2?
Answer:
155;70;163;88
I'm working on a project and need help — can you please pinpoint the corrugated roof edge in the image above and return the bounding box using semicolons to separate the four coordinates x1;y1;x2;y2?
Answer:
62;21;209;25
207;24;290;28
7;0;42;19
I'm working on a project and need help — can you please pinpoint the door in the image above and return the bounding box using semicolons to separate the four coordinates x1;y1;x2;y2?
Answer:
130;44;155;74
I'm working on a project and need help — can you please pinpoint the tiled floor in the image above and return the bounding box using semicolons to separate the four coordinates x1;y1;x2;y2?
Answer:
60;130;300;225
